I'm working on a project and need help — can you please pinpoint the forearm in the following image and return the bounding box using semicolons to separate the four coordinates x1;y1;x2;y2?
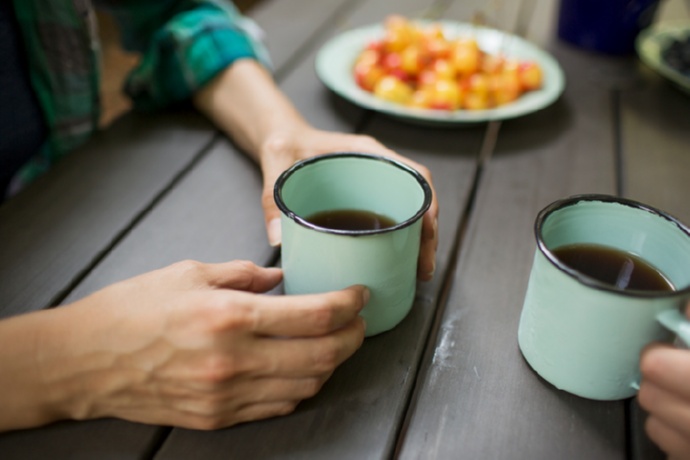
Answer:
0;298;124;431
0;308;78;431
192;59;310;161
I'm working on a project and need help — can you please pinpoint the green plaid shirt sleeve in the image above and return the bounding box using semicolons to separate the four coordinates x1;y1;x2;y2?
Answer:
99;0;272;110
10;0;270;192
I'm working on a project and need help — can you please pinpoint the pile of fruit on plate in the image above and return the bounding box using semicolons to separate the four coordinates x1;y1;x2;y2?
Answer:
353;15;544;111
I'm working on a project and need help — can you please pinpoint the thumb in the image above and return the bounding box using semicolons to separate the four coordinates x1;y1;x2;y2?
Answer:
262;182;282;247
260;148;291;248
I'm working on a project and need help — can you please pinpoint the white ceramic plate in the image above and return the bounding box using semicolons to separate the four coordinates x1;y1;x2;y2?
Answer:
315;21;566;125
636;21;690;95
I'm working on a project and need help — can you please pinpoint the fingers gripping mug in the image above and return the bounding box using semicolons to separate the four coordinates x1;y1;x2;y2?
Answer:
274;152;432;337
518;195;690;400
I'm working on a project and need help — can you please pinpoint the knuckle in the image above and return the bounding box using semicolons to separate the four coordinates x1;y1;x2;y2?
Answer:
169;259;205;280
310;304;337;331
233;259;259;272
199;353;239;384
263;134;292;154
639;351;662;381
276;401;298;416
229;260;261;289
644;417;664;445
194;414;227;431
302;377;326;397
206;294;255;332
312;341;341;372
261;188;276;208
218;302;254;332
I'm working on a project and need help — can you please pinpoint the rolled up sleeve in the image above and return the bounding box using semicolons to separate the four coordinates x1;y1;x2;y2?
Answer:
100;0;272;109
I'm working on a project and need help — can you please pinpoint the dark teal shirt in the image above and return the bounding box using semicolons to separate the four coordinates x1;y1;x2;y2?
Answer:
0;0;47;198
9;0;271;195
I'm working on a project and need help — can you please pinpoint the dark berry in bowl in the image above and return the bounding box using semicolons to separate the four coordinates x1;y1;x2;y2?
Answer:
662;34;690;78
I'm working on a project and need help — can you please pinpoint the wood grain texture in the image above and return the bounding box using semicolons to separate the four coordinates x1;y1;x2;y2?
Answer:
63;138;271;303
396;3;637;458
620;48;690;460
153;0;482;459
0;419;167;460
620;72;690;223
250;0;356;76
0;111;214;319
3;0;685;458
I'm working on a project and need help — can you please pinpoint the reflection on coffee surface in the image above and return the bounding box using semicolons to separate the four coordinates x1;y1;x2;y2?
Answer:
552;243;674;291
305;209;396;231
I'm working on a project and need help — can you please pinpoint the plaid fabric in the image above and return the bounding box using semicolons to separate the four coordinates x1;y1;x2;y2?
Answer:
9;0;270;192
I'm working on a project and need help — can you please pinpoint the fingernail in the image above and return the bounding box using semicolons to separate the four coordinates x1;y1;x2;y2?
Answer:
362;287;371;305
268;218;282;247
424;217;438;240
427;259;436;279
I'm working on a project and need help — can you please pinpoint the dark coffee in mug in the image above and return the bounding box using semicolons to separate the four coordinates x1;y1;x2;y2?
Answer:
552;243;674;292
305;209;396;231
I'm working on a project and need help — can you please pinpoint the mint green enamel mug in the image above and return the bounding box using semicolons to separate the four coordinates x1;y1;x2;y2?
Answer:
518;195;690;400
274;152;432;337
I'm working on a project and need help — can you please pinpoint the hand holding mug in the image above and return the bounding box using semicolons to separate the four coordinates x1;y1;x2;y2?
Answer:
274;152;432;337
518;195;690;401
639;303;690;459
0;260;367;431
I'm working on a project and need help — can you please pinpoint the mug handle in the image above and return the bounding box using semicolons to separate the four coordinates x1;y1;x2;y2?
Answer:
656;308;690;346
630;308;690;391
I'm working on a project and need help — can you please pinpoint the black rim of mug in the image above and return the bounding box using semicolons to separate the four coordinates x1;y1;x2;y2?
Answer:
535;193;690;298
273;152;433;236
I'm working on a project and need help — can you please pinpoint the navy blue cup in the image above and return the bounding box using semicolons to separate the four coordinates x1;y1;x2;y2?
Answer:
557;0;660;55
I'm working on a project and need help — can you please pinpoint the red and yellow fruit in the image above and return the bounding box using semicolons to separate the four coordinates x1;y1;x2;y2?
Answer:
353;15;545;111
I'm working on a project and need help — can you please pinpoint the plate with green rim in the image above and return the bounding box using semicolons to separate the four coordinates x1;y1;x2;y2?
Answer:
315;21;566;125
636;21;690;95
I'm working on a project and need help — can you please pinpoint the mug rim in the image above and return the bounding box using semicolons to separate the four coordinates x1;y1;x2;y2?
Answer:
535;194;690;298
273;152;433;236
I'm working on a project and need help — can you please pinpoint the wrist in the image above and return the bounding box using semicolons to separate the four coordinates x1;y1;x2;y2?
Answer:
0;307;84;430
193;59;311;160
258;125;314;162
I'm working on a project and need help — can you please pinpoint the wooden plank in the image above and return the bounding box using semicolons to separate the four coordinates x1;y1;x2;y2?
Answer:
620;58;690;460
619;75;690;223
396;6;636;457
250;0;356;75
0;114;221;460
0;419;166;460
0;111;214;319
64;138;271;302
619;4;690;457
0;2;359;459
154;0;484;459
0;139;282;460
0;0;361;319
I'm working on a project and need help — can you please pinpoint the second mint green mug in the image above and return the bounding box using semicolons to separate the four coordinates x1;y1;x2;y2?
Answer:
518;195;690;400
274;152;432;337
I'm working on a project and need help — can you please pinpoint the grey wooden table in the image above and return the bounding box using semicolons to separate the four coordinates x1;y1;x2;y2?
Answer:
1;0;689;458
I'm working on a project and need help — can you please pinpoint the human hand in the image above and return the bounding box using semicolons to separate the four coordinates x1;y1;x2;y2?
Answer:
191;61;438;281
638;305;690;459
33;260;367;430
259;127;439;281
